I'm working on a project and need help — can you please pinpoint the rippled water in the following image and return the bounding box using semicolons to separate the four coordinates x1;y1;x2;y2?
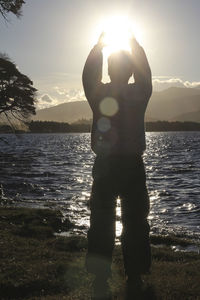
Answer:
0;132;200;242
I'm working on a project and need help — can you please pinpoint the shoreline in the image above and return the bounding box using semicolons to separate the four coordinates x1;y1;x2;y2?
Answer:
1;130;200;134
2;199;200;254
0;206;200;299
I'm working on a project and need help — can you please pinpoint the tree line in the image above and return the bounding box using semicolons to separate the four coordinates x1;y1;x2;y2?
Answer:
1;120;200;133
29;120;200;133
145;121;200;132
28;121;91;133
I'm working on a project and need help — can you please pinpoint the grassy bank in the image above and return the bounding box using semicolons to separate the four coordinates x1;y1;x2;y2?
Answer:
0;207;200;299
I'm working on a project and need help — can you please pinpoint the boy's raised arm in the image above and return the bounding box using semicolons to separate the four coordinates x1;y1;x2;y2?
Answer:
82;33;105;106
130;38;152;98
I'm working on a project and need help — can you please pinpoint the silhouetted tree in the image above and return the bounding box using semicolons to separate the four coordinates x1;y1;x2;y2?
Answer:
0;55;37;125
0;0;25;20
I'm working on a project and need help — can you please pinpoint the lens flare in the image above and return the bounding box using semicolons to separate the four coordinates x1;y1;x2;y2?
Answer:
99;97;119;117
97;117;111;132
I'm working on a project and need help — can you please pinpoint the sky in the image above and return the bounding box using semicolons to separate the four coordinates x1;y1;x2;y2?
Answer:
0;0;200;109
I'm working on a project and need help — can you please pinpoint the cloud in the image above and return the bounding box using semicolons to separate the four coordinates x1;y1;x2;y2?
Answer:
35;88;86;110
40;94;53;103
36;94;60;110
153;77;200;91
54;87;67;96
54;87;85;102
184;81;200;88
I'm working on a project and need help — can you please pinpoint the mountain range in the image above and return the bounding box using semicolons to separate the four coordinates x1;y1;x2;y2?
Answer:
33;87;200;123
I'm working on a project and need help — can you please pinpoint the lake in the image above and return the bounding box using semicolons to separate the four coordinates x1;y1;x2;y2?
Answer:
0;132;200;247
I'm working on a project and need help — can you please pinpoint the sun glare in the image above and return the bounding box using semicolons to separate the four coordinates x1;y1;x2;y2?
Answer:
98;16;142;57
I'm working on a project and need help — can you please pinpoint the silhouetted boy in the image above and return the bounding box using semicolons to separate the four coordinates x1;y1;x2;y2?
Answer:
82;33;152;299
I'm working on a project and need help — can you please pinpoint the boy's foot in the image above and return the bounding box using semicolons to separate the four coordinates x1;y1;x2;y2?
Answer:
125;275;144;300
91;276;112;300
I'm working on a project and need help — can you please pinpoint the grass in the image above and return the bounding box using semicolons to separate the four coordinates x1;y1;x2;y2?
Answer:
0;206;200;299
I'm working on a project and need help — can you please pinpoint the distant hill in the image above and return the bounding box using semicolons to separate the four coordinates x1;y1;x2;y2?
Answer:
33;101;92;123
33;87;200;123
171;110;200;122
145;87;200;121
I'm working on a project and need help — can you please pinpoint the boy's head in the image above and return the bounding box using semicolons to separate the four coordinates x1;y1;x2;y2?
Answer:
108;50;133;83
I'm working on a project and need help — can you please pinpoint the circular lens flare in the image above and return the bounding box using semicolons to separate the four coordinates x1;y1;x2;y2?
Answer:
99;97;119;117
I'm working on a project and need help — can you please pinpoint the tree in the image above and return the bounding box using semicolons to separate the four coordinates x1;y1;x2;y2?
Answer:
0;55;37;125
0;0;25;20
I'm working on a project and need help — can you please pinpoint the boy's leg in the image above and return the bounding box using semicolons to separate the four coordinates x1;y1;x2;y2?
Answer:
86;157;116;279
120;158;151;278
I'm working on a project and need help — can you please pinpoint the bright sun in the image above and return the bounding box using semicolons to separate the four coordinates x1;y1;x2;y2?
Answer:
98;16;142;57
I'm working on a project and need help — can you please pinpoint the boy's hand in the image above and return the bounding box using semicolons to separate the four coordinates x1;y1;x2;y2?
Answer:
129;35;140;51
97;32;106;49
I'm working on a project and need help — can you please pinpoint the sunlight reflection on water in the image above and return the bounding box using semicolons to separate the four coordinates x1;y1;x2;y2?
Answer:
0;132;200;242
116;198;122;238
